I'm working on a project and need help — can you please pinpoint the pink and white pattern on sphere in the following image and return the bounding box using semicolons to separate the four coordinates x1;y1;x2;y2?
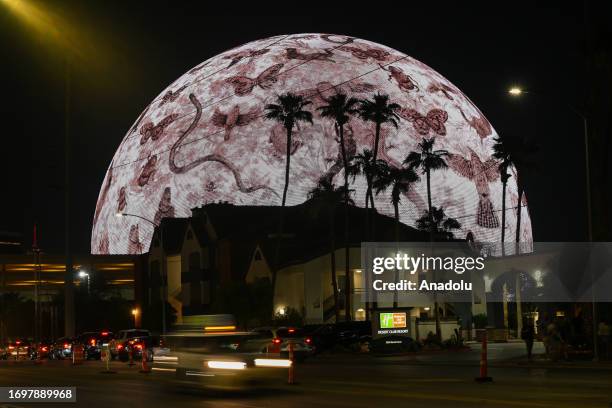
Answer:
91;34;533;254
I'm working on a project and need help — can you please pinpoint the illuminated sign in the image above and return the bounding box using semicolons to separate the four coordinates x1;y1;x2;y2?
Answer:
379;312;407;329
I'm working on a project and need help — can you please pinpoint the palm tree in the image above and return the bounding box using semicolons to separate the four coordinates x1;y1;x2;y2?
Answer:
265;93;313;292
373;163;420;242
308;179;353;323
358;93;401;210
491;135;535;252
416;206;461;240
373;162;420;307
348;149;387;314
404;137;450;238
404;137;449;339
318;92;360;321
492;135;512;251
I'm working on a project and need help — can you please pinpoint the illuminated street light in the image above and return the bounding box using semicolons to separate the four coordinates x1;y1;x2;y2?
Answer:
508;87;523;96
77;270;90;294
131;308;139;328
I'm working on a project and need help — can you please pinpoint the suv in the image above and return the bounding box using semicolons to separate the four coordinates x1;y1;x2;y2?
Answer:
77;331;114;360
110;329;150;360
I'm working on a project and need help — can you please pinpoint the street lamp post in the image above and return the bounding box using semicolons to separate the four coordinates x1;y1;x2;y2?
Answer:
508;87;597;360
116;212;166;335
131;308;139;329
78;270;90;295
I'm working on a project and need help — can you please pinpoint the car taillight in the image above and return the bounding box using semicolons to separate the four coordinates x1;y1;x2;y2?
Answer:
272;338;282;345
15;341;21;345
288;328;295;333
117;344;123;350
101;332;109;336
8;346;14;350
305;337;312;344
135;344;143;350
41;347;48;352
90;339;96;346
63;343;70;349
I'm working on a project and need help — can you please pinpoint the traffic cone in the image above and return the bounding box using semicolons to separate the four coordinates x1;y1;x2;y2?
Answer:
475;331;493;382
100;346;116;374
139;345;151;374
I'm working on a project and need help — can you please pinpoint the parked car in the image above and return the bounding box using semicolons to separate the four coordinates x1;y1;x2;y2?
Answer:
77;331;114;360
49;337;74;360
110;329;150;360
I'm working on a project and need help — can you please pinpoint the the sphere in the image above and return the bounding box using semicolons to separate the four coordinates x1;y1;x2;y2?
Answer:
92;33;532;254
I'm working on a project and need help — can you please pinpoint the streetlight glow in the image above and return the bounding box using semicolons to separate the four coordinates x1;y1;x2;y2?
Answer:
78;270;88;278
508;87;523;96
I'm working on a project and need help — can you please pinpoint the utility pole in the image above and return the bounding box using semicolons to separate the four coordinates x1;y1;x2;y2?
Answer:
64;56;75;337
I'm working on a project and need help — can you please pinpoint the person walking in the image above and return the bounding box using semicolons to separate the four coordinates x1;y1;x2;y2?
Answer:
521;320;536;361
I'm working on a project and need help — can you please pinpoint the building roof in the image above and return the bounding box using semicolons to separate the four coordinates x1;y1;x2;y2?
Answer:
191;200;431;275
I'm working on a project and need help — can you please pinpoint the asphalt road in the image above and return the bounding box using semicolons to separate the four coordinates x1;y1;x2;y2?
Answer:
1;344;611;408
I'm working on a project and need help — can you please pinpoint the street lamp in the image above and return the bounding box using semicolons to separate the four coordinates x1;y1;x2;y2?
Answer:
131;308;139;328
78;270;90;295
508;86;597;359
507;87;592;241
116;211;166;335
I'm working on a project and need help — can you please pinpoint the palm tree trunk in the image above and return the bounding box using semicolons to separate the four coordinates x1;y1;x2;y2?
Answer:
515;184;523;254
393;201;399;308
330;208;340;322
426;168;441;340
272;125;292;309
339;124;351;321
501;179;507;256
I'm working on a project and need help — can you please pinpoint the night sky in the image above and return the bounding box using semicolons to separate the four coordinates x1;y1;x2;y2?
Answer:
0;3;594;253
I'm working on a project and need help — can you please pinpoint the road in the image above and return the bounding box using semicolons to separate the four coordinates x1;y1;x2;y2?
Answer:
1;343;611;408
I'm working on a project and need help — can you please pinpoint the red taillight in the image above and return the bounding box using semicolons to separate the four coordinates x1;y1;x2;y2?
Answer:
305;337;312;344
90;339;96;346
272;338;282;345
41;347;48;352
135;344;143;350
101;331;109;336
63;343;69;349
288;328;295;333
8;346;14;350
117;344;124;350
15;341;21;345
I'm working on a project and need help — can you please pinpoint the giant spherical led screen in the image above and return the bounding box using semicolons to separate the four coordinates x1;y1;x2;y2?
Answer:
92;33;532;254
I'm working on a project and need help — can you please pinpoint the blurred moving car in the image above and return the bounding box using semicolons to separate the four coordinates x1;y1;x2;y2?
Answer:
77;331;114;360
50;337;74;360
110;329;150;360
152;331;292;389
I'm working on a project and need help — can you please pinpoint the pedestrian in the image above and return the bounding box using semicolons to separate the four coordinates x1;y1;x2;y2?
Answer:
521;320;535;361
